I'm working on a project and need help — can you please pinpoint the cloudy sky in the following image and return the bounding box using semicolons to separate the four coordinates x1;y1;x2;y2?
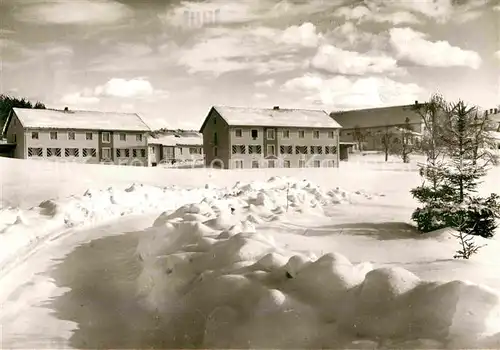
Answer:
0;0;499;129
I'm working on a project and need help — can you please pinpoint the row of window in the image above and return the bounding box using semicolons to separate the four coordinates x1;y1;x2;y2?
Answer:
27;147;146;158
234;129;336;140
231;145;337;155
233;159;336;169
31;131;143;143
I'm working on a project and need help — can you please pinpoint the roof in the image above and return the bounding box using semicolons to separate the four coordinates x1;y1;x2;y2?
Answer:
12;107;151;132
330;104;422;129
148;133;203;146
200;106;342;132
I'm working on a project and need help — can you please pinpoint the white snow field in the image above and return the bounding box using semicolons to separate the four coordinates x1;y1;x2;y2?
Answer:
1;154;500;349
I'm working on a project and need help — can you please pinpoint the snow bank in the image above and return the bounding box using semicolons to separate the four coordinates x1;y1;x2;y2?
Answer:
136;186;500;349
0;176;352;276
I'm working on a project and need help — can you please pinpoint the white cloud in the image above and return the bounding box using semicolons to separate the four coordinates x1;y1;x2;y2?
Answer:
333;5;421;25
389;27;482;69
281;23;323;47
254;93;268;99
494;51;500;60
254;79;275;87
94;78;157;98
370;0;488;23
282;74;424;109
176;24;320;76
13;0;132;25
61;92;100;106
310;45;402;76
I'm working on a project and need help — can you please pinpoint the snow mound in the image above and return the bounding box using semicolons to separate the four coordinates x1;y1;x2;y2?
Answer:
136;199;500;349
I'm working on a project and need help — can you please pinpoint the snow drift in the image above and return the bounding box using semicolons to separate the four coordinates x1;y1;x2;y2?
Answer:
135;181;500;349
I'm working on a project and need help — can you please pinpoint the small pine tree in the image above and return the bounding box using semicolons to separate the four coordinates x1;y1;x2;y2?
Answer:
411;98;500;239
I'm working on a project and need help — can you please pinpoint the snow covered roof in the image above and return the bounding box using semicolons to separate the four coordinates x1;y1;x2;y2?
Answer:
330;104;421;129
12;107;151;132
200;106;341;131
149;133;203;146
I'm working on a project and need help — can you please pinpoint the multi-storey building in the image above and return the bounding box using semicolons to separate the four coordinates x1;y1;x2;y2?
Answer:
1;107;151;166
199;105;342;169
148;131;204;166
330;102;424;152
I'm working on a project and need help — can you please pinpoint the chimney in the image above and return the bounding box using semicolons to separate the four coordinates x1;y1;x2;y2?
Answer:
273;106;279;110
64;107;69;112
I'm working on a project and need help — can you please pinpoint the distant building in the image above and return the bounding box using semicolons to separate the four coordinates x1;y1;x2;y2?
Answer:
199;105;342;169
330;102;423;152
1;107;151;166
148;131;204;166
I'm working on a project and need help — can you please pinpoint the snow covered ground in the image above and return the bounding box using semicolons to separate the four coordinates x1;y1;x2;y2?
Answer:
1;154;500;349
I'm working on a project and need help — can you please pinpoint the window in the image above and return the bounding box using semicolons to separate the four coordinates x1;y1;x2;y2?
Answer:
102;148;111;159
86;132;93;140
65;148;79;157
102;132;111;143
50;131;57;140
214;116;217;124
116;148;121;158
136;134;142;142
178;147;183;155
213;146;218;157
140;149;146;158
120;133;126;141
266;129;275;140
82;148;96;157
133;149;138;157
284;160;291;168
190;147;202;154
47;148;61;157
280;145;293;154
267;144;276;156
31;132;39;140
325;146;337;154
150;146;155;154
68;131;75;140
235;129;242;137
13;134;16;142
310;146;323;154
327;160;335;167
124;149;130;157
313;130;320;139
251;160;259;168
28;148;43;157
232;145;246;154
328;131;335;139
268;159;275;168
251;129;258;139
295;146;308;154
213;132;218;145
313;160;321;168
248;145;262;154
299;160;306;168
282;129;290;139
234;160;243;169
298;130;305;138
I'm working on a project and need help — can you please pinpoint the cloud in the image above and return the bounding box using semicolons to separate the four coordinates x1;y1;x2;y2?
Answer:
370;0;488;24
310;45;402;76
495;51;500;60
94;78;157;98
61;91;100;106
389;27;482;69
254;93;268;99
281;23;323;47
333;4;421;25
282;73;424;109
12;0;132;25
254;79;275;87
176;23;322;76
